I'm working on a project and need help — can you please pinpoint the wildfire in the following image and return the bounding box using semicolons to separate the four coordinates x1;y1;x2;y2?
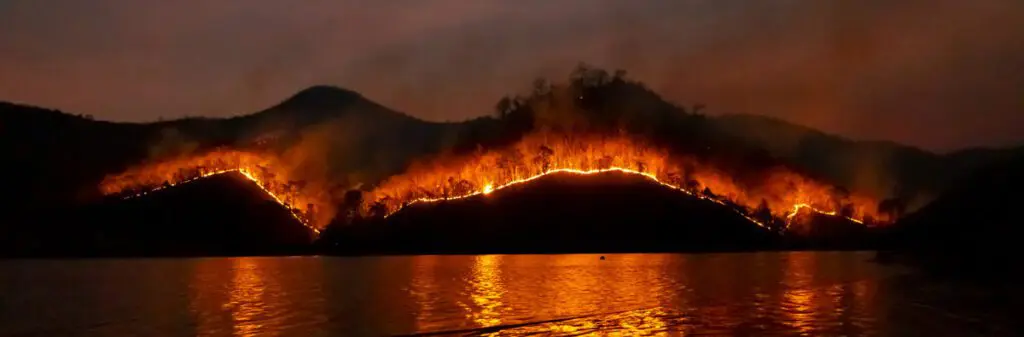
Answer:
365;132;881;229
99;149;330;233
386;166;775;228
99;132;881;234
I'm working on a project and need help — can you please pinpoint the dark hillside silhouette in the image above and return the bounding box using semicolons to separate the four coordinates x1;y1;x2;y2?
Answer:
883;154;1024;280
0;171;314;257
0;87;452;244
711;114;1024;209
320;171;781;255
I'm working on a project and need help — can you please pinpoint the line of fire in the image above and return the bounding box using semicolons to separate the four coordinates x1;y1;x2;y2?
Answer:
100;132;884;237
97;67;897;240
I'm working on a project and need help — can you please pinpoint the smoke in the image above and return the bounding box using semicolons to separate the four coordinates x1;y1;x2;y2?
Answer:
2;1;1023;151
147;127;200;159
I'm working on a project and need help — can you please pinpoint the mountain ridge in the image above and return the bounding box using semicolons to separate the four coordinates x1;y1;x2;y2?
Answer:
3;81;1022;237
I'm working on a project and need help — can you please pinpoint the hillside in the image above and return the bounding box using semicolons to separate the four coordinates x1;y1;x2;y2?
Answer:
0;86;452;228
4;67;1022;255
320;171;781;254
0;171;314;257
882;154;1024;279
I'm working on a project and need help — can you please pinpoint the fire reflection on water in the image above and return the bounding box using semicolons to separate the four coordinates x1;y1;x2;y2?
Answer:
779;252;877;336
466;255;506;328
189;257;326;337
407;253;879;336
782;253;815;335
189;258;276;337
226;258;271;337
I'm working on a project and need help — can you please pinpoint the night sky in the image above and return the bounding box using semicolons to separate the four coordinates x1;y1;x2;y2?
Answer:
2;0;1022;151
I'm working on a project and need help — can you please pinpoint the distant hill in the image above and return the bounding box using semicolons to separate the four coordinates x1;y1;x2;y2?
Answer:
710;114;1024;206
882;154;1024;278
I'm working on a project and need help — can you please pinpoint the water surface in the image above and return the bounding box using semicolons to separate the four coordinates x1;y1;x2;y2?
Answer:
0;252;1007;336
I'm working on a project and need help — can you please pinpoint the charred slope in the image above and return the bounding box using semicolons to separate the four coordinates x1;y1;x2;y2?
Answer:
322;172;779;254
882;155;1024;279
2;172;314;257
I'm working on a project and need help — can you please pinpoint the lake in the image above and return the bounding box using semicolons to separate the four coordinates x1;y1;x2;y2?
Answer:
0;252;1010;336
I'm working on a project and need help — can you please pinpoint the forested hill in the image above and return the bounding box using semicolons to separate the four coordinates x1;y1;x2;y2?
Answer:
710;114;1024;207
0;86;453;226
2;66;1020;229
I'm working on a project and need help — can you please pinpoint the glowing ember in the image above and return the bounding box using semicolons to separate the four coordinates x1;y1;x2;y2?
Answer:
366;132;881;229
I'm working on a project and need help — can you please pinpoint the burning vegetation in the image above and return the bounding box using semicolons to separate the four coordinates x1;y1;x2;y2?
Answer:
98;64;891;235
363;131;880;230
99;149;331;232
358;64;884;230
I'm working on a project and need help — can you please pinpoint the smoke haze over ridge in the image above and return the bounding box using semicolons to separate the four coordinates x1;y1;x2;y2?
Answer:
2;0;1023;151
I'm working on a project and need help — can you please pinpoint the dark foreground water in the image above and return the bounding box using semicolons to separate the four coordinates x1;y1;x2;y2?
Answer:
0;252;1012;336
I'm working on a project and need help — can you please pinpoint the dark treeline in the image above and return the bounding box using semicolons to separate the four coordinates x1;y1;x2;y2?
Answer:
445;64;772;167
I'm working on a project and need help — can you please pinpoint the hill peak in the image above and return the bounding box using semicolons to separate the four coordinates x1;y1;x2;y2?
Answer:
272;85;364;111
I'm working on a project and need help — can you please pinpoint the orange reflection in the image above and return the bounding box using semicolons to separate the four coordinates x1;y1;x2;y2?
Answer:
404;253;880;336
781;253;816;335
466;255;506;328
511;254;673;335
227;258;272;337
410;255;441;332
189;258;324;337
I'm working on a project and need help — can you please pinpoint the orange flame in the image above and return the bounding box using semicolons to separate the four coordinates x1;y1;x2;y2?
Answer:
99;132;881;233
99;150;328;233
366;132;880;228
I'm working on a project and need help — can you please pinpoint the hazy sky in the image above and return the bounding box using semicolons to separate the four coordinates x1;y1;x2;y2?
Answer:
2;0;1022;151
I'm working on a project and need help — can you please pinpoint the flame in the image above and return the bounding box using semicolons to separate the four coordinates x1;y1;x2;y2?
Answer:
99;149;327;233
99;132;881;234
366;132;880;229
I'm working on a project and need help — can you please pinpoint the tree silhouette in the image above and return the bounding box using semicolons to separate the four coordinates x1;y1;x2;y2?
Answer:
535;145;555;172
878;197;907;222
613;69;627;82
369;200;388;220
341;189;363;223
839;203;855;219
753;199;780;232
494;96;512;120
686;180;701;192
